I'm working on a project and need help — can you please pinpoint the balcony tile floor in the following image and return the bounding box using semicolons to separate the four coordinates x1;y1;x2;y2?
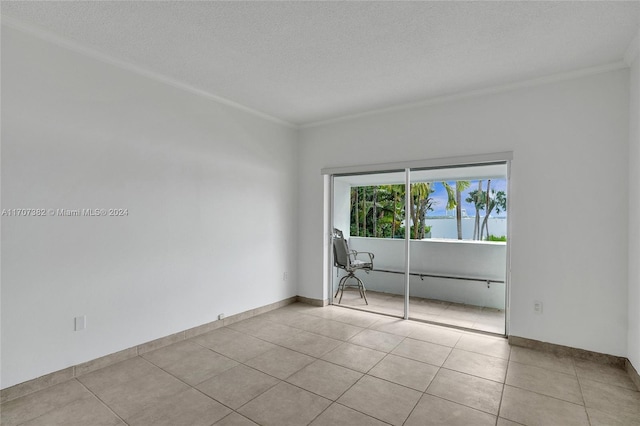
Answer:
2;303;638;426
336;289;506;334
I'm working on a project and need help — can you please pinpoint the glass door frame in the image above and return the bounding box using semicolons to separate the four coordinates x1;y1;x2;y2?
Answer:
324;152;512;335
327;169;410;319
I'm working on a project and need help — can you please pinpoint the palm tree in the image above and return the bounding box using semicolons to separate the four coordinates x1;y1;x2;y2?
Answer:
417;195;434;238
442;182;456;214
352;185;406;238
360;187;368;237
480;180;491;240
352;187;359;236
465;181;486;240
455;181;471;239
351;186;370;237
383;184;405;238
409;182;434;239
372;186;378;237
443;181;470;240
480;184;507;239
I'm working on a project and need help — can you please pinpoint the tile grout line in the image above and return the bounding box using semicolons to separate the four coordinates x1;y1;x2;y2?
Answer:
336;291;506;335
332;401;395;425
192;316;337;359
574;357;594;426
11;304;633;426
436;366;506;386
418;391;501;420
506;358;580;378
500;382;595;409
403;349;444;425
498;350;602;426
190;333;346;385
505;347;631;410
125;309;493;422
216;325;405;426
0;300;491;406
0;299;299;405
138;350;279;421
4;379;111;426
494;342;512;425
74;378;130;426
426;348;504;418
135;353;254;417
400;383;428;425
144;318;374;423
321;373;395;426
414;334;507;421
570;363;640;392
213;314;430;425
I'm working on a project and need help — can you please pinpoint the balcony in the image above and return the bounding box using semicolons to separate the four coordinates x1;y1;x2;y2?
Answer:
333;236;506;334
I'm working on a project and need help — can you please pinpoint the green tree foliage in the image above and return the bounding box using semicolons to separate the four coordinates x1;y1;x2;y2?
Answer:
349;180;505;240
409;182;434;239
381;184;405;238
465;180;507;240
480;185;506;239
350;185;406;238
455;181;471;239
350;182;435;239
466;182;486;240
442;181;470;240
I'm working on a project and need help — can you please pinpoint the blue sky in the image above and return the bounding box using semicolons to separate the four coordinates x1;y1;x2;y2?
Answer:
427;179;507;217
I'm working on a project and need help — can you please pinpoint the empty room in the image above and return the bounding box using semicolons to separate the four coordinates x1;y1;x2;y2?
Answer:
1;2;639;425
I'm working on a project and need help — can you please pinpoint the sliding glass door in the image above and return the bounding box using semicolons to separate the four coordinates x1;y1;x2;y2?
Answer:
331;171;407;318
407;164;508;334
328;156;510;335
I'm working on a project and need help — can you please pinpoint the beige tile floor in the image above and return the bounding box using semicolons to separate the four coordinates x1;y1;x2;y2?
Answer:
2;303;639;426
336;289;506;334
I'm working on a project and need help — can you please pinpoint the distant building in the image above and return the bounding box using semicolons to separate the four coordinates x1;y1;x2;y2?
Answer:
445;208;469;218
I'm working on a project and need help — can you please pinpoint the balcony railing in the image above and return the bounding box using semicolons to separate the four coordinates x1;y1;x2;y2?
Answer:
346;237;507;309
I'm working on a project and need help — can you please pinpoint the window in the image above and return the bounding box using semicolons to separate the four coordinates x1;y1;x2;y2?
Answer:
349;178;507;241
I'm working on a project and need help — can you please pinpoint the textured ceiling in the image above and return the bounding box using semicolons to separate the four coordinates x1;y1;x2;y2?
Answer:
2;1;639;126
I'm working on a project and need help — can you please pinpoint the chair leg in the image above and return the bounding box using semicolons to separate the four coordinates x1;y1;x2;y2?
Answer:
357;278;364;298
354;275;368;305
337;275;348;304
335;273;368;305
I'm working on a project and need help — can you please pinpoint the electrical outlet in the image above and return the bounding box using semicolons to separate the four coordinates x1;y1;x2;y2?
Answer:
283;271;288;281
534;301;543;314
75;315;87;331
218;313;225;320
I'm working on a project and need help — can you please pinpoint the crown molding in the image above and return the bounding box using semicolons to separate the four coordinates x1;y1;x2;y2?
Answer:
301;61;628;129
1;15;297;129
3;14;635;131
624;29;640;66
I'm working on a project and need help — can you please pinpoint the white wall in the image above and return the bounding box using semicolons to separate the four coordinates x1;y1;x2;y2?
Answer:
299;70;630;357
628;51;640;369
1;26;298;388
332;179;352;239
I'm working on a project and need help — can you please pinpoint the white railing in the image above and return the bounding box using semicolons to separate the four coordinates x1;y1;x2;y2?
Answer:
347;237;507;309
425;217;506;240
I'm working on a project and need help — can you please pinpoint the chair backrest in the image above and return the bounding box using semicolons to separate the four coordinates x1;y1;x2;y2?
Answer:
332;228;350;269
